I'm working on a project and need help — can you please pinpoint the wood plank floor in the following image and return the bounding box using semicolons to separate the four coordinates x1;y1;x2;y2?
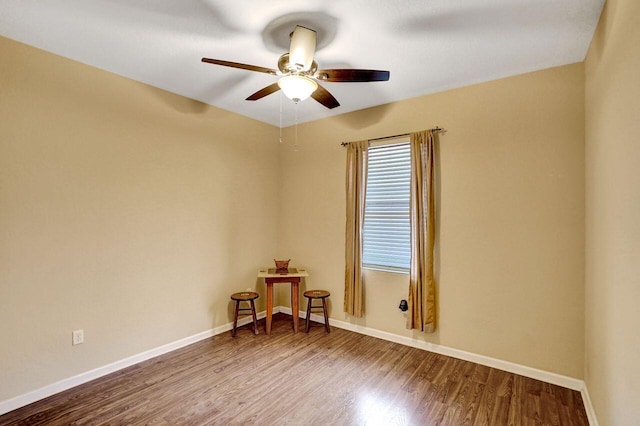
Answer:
0;314;589;425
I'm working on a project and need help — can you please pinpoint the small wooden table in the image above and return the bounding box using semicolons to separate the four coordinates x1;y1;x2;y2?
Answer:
258;267;309;335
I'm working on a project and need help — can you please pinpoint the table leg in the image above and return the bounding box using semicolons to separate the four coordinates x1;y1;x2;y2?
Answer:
266;281;273;335
291;280;299;333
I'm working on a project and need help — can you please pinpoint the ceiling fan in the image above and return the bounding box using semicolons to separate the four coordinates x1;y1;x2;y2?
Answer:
201;25;390;109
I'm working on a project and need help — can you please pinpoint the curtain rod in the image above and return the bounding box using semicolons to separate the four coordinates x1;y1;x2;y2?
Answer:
340;127;447;147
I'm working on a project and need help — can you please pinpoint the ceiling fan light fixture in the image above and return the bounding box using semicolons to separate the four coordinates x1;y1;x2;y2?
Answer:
278;75;318;103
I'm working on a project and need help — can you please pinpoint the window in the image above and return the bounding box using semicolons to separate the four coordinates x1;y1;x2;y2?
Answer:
362;141;411;273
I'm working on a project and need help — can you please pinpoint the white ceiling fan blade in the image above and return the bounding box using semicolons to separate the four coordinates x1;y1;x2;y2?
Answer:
289;25;316;72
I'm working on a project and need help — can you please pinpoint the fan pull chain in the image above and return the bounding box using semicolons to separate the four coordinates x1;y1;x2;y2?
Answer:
293;102;299;152
279;92;284;143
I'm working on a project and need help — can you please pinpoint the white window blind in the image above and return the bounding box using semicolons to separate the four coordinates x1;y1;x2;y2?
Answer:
363;141;411;273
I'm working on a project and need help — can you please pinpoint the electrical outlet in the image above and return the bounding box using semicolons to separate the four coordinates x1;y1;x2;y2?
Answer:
246;287;251;292
72;329;84;346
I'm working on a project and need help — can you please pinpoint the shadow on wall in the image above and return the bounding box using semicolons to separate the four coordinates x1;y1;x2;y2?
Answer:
434;132;443;336
143;74;249;115
336;103;393;130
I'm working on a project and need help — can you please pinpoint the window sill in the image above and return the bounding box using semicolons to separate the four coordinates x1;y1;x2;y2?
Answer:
363;265;409;275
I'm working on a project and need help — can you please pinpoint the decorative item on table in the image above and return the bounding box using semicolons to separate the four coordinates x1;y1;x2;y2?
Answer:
274;259;290;273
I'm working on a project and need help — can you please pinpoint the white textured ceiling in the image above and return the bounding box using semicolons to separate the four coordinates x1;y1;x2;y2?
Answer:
0;0;604;126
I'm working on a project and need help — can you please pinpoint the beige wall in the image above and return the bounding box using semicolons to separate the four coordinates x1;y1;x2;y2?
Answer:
0;37;280;401
585;0;640;423
279;63;586;378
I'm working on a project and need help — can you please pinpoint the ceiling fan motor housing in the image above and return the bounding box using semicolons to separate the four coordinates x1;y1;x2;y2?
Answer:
278;53;318;75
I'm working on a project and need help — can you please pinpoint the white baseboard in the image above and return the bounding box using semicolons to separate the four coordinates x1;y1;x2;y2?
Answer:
0;306;598;426
0;310;268;416
333;317;584;389
329;319;599;425
288;306;580;388
580;384;599;426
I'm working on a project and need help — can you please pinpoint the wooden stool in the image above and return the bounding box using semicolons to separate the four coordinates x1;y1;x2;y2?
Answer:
230;291;259;337
303;290;330;333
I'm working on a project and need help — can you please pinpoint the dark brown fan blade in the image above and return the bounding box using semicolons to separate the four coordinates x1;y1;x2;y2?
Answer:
314;69;390;82
246;83;281;101
201;58;278;75
311;84;340;109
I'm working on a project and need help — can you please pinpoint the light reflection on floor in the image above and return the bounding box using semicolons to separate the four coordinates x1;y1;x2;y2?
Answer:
357;390;412;425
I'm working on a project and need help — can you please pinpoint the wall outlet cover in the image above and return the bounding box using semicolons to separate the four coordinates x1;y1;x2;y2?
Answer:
72;330;84;345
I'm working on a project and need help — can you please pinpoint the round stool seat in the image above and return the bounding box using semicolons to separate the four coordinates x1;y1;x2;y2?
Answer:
303;290;330;299
231;291;259;302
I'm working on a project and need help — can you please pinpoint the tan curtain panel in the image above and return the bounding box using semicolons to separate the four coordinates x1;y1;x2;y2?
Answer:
344;140;368;317
407;130;437;332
